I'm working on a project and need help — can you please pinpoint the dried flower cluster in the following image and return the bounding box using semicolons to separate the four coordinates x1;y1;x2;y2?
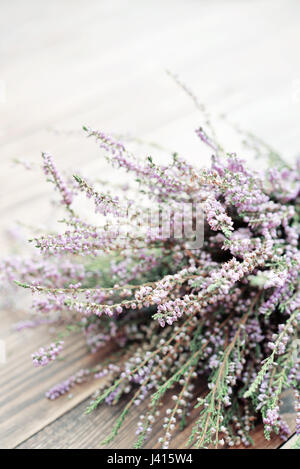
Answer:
1;111;299;449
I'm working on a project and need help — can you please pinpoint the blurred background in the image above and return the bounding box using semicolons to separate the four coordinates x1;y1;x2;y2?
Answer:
1;0;300;250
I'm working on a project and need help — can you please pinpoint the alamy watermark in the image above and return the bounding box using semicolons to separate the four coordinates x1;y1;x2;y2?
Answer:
107;202;204;250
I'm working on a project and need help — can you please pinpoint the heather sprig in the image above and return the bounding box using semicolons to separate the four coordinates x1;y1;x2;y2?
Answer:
2;103;299;449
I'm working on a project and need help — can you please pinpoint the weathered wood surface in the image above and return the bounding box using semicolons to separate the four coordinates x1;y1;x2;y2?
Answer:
0;308;112;449
0;304;296;450
16;400;294;450
16;389;295;450
1;0;299;450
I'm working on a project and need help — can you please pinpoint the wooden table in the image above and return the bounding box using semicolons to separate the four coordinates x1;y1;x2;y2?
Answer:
0;307;296;449
0;305;296;449
0;0;299;449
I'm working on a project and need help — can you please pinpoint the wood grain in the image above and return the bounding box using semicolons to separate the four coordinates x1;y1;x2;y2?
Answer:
1;302;296;450
0;307;113;449
1;0;299;450
16;389;295;449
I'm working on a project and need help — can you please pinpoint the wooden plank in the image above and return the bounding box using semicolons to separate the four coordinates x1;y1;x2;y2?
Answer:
1;300;295;449
16;389;295;449
1;0;299;451
0;307;112;449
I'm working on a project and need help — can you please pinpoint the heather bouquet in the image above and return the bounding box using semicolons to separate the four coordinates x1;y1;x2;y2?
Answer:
1;107;299;449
